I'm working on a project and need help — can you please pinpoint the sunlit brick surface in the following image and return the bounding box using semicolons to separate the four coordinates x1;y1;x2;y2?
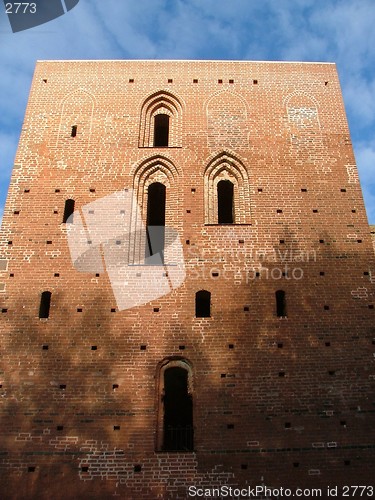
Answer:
0;60;374;499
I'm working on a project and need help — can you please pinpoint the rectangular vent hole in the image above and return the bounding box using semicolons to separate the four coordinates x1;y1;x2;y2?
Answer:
140;345;147;350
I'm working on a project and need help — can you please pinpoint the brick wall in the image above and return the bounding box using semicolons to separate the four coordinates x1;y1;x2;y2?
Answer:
0;60;374;499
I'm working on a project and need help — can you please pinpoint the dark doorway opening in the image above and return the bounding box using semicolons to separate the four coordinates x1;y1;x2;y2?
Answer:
276;290;287;317
146;182;166;264
154;114;169;147
195;290;211;317
163;366;193;451
39;291;51;319
217;180;234;224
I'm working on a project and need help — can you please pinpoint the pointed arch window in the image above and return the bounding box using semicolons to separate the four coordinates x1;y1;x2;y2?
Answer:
204;152;251;225
156;359;194;452
139;91;182;148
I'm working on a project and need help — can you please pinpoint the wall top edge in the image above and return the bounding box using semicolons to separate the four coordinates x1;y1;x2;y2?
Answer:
35;59;335;65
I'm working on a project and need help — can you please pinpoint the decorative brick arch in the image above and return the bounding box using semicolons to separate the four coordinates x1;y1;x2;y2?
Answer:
139;91;183;147
57;89;95;146
206;90;249;149
204;151;251;224
284;91;320;131
155;357;194;452
130;155;181;263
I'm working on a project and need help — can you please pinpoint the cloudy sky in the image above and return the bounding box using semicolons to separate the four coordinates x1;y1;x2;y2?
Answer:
0;0;374;224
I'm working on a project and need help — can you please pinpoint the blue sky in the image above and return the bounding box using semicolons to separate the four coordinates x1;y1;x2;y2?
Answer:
0;0;374;224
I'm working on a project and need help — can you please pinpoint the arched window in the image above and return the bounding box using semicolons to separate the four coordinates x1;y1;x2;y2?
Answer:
163;366;193;451
139;91;182;148
276;290;286;317
204;151;251;224
62;199;75;224
145;182;166;263
217;180;234;224
39;291;51;319
195;290;211;317
154;114;169;147
156;359;194;452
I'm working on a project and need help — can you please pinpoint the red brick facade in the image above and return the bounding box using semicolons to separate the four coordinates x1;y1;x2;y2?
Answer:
0;60;374;499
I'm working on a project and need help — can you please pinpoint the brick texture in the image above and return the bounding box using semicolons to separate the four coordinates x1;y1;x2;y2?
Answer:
0;60;374;499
